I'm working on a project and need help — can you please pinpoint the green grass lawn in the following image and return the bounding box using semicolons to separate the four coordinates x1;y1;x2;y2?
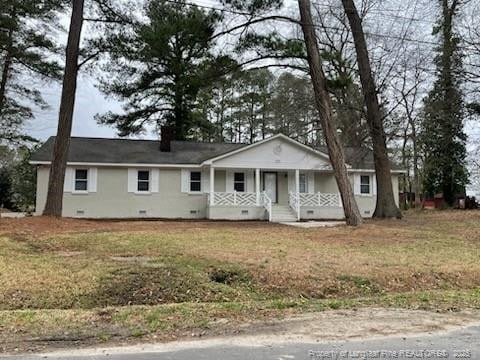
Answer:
0;210;479;349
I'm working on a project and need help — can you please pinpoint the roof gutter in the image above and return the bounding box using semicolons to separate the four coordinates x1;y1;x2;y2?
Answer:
347;168;407;174
30;161;406;174
29;161;202;168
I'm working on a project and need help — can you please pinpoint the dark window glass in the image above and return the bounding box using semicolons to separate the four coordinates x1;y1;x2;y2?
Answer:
76;169;87;180
75;180;88;191
137;181;149;191
138;171;149;181
190;171;201;192
137;170;150;192
234;173;244;182
75;169;88;191
190;181;201;192
299;174;307;193
190;171;201;181
234;182;245;192
360;175;370;194
234;172;245;192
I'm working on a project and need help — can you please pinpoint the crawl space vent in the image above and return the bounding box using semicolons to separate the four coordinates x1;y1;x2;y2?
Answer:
190;210;198;214
307;210;314;215
241;210;249;215
76;210;85;215
138;210;147;215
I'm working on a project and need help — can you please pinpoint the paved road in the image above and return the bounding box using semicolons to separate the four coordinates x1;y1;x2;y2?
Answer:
3;325;479;360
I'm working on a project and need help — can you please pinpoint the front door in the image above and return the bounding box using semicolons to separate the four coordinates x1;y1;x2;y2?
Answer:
263;172;277;203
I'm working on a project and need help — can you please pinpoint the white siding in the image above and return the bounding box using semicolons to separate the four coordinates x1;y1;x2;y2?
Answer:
307;171;315;193
88;167;97;193
180;169;189;193
213;137;331;170
202;168;209;193
151;169;159;193
127;168;136;193
64;167;74;192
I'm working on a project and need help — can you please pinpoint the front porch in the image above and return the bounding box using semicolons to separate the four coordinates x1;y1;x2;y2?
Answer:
201;134;347;222
207;167;343;222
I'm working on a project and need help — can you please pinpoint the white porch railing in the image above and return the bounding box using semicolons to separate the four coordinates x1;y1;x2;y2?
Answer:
260;191;272;222
299;192;342;207
212;192;257;206
288;192;301;221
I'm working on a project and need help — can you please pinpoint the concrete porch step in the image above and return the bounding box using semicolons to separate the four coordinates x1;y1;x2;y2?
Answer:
270;205;298;223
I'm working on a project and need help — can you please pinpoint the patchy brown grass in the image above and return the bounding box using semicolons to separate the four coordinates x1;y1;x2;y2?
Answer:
1;211;480;309
0;210;479;351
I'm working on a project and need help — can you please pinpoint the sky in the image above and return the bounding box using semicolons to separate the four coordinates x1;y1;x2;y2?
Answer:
26;77;122;141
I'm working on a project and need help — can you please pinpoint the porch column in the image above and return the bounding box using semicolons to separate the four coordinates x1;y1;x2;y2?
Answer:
295;169;300;221
210;166;215;206
295;169;300;194
255;168;261;205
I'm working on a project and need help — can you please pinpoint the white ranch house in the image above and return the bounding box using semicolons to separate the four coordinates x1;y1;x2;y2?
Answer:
31;134;403;222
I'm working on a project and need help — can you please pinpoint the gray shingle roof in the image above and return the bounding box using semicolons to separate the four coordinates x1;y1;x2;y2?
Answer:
31;137;247;165
31;136;402;170
317;146;403;171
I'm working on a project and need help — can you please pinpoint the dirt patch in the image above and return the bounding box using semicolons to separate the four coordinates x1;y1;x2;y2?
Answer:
225;307;480;343
4;307;480;355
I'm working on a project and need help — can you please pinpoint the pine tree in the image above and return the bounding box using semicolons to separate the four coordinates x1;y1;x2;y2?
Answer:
42;0;136;217
96;0;231;140
421;0;468;206
43;0;85;217
232;69;274;144
0;0;63;144
270;73;317;143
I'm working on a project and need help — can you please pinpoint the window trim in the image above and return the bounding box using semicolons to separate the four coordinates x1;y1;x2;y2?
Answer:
73;168;89;193
360;175;371;195
189;171;202;193
233;172;246;192
136;169;151;193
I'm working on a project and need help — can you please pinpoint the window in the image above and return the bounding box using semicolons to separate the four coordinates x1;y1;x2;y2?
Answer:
190;171;201;192
299;174;307;193
74;169;88;191
137;170;150;192
233;172;245;192
360;175;371;194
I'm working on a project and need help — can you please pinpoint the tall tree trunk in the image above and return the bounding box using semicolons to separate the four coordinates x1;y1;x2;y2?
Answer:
402;91;421;208
401;125;409;209
43;0;85;217
297;0;363;226
412;126;421;208
440;0;459;206
0;24;14;114
341;0;402;219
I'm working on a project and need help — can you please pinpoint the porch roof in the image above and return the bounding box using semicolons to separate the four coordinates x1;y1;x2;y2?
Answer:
317;146;404;171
